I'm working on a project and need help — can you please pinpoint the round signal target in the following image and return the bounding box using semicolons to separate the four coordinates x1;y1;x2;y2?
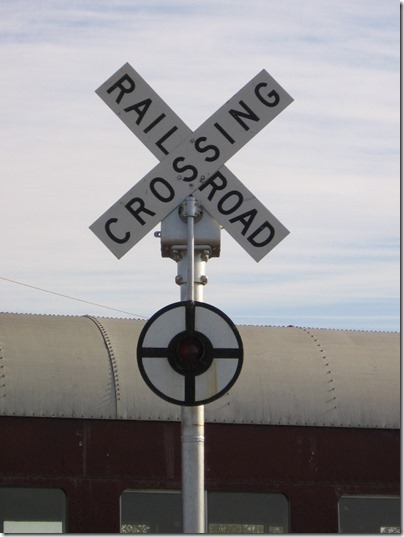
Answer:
137;301;243;406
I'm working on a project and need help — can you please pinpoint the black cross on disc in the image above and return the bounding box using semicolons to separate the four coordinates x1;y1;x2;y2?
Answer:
137;301;243;406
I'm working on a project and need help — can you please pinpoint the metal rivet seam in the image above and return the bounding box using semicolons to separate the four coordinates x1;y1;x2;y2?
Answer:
84;315;121;411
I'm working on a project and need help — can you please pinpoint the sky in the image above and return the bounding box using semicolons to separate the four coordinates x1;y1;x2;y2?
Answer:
0;0;400;331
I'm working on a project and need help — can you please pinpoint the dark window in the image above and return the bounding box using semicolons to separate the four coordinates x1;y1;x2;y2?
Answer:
208;492;289;533
0;487;66;533
121;491;181;534
120;490;289;533
339;496;400;534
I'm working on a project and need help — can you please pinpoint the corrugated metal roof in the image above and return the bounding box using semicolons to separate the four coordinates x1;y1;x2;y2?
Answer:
0;313;399;428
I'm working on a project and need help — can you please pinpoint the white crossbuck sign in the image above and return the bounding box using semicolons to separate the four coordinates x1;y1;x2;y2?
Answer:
90;63;293;261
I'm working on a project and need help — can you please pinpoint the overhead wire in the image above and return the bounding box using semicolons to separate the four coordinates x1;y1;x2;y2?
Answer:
0;276;148;319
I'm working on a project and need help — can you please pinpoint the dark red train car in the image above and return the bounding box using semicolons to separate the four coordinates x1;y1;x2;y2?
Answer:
0;313;400;533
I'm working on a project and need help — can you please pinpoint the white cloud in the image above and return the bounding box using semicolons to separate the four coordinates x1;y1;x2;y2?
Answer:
0;0;399;331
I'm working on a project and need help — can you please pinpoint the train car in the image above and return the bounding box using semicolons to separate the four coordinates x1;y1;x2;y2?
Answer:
0;312;400;533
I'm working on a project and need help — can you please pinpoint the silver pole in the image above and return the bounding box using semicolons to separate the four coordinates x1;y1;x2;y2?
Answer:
185;196;195;302
179;196;206;533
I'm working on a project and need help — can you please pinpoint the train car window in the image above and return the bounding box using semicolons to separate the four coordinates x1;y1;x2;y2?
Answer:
0;487;66;533
121;490;289;533
207;492;289;534
338;496;400;534
120;490;182;534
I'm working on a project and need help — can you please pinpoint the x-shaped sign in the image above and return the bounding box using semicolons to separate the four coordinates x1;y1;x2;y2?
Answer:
90;63;293;261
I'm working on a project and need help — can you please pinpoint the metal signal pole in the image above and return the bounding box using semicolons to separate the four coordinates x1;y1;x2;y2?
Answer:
160;194;220;533
178;196;205;533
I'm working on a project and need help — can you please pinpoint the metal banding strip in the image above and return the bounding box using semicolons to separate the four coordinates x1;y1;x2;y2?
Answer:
185;301;195;332
142;348;240;358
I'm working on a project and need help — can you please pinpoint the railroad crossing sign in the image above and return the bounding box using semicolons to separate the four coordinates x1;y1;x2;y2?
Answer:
137;301;243;406
90;63;293;261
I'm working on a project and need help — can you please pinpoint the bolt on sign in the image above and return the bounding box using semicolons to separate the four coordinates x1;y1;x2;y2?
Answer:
90;63;293;262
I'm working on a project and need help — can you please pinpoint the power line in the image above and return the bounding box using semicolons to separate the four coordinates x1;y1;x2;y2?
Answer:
0;276;148;319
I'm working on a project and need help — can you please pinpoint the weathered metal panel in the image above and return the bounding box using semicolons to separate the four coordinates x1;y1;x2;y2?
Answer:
0;313;399;428
304;328;400;428
0;416;400;533
214;325;400;428
0;314;119;419
83;315;147;420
